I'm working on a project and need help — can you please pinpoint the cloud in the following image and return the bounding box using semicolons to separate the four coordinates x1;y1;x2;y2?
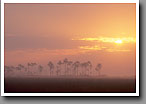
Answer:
72;37;136;43
106;49;130;52
79;45;102;50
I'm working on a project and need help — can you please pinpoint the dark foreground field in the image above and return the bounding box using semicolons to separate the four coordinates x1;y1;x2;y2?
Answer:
5;77;136;93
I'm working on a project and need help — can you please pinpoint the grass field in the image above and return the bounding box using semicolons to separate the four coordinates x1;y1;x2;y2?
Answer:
4;77;136;93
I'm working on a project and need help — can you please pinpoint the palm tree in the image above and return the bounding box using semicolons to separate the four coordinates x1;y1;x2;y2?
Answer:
27;62;37;75
56;66;59;76
87;61;92;76
48;61;54;76
80;63;84;76
63;58;68;76
27;63;31;74
38;65;43;75
67;61;73;76
80;62;88;76
31;63;37;75
95;63;102;76
72;61;80;76
57;60;63;76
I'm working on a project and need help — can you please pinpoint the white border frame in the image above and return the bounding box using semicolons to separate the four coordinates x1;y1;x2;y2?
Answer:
1;0;139;96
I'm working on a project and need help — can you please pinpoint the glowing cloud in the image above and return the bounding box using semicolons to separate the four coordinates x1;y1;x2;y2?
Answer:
72;37;136;43
115;40;123;44
79;45;102;50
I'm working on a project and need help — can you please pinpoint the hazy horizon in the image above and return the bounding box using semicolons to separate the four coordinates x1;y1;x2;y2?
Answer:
4;3;136;77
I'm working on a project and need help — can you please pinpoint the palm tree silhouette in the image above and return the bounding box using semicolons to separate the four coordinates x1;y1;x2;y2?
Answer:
72;61;80;76
67;61;73;76
27;63;31;74
87;61;92;76
5;59;102;77
63;58;68;76
48;61;54;76
31;63;37;75
57;60;63;76
85;62;88;76
38;65;43;75
95;63;102;76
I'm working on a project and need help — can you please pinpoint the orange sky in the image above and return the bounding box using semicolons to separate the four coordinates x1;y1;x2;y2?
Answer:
4;3;136;77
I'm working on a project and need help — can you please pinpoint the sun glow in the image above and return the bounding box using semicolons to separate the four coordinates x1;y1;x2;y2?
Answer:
115;40;123;44
72;37;135;43
72;37;135;52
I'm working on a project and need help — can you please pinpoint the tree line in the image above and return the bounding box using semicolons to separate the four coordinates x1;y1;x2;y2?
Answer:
4;58;102;77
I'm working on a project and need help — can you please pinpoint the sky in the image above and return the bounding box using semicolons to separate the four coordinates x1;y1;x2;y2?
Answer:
4;3;136;77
